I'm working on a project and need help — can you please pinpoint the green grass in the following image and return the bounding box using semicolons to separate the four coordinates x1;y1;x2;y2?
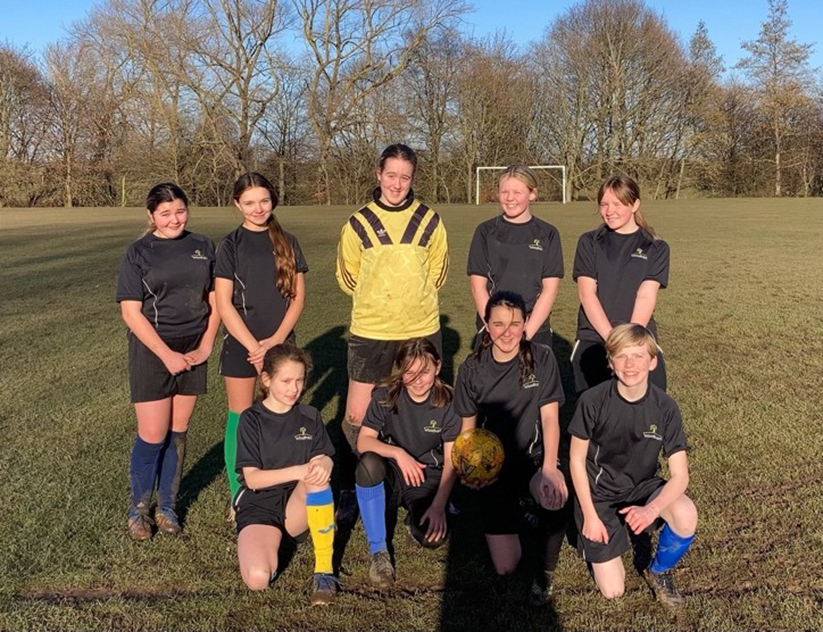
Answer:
1;199;821;631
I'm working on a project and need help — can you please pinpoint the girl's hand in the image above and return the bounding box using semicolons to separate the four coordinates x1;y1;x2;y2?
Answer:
537;467;568;511
162;351;191;375
420;502;447;543
304;455;332;486
184;346;211;366
394;450;427;487
582;515;609;544
619;504;660;534
247;341;269;366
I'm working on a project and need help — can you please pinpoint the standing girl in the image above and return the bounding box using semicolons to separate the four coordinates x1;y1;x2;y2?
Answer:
571;175;669;393
335;144;449;521
116;183;220;539
234;345;338;605
215;173;308;504
467;165;563;347
355;338;461;587
453;291;568;606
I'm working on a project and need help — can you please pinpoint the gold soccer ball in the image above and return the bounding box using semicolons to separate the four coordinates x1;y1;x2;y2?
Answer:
451;428;505;486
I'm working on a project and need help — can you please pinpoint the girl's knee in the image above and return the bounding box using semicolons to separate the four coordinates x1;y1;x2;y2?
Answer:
598;582;625;600
355;452;386;487
493;560;518;576
243;566;274;591
669;495;698;534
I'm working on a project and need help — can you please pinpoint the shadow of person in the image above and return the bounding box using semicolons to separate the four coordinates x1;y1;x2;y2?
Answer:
177;442;224;525
439;315;461;386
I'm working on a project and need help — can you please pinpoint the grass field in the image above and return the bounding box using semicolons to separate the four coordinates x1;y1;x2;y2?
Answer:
1;199;821;631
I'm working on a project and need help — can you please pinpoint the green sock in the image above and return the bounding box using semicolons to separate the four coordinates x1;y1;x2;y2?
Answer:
225;411;241;500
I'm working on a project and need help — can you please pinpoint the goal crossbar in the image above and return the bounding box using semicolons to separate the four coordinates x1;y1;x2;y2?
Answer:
475;165;567;205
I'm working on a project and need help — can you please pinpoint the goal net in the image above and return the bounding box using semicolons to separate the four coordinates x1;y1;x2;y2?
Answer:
475;165;567;205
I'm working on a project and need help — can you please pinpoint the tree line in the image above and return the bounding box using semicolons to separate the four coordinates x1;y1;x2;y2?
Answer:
1;0;820;208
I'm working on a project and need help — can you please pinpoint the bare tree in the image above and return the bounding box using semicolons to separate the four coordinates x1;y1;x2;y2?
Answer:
293;0;466;204
737;0;814;196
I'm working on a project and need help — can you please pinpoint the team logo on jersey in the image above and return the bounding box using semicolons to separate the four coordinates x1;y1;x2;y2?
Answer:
522;373;540;389
643;424;662;441
423;420;442;433
191;249;209;260
631;248;648;260
528;239;543;251
294;426;313;441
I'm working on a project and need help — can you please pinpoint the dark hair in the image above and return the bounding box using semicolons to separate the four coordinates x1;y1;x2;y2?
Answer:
378;338;452;412
597;175;657;239
473;291;535;387
232;172;298;300
145;183;188;234
379;143;418;175
257;344;313;401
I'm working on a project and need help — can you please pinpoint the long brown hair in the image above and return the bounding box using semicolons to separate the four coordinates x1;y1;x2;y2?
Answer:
597;175;658;239
233;172;298;299
473;291;535;387
378;338;452;413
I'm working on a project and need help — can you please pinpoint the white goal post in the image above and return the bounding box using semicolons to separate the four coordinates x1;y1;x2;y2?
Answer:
476;165;567;205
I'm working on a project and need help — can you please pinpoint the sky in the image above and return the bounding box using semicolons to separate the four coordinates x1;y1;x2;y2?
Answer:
1;0;821;75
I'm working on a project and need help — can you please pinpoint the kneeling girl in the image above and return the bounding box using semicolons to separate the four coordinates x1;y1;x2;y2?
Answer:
355;338;461;587
234;345;338;605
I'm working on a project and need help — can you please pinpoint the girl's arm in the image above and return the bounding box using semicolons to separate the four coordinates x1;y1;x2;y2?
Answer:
469;275;490;323
259;272;306;350
524;277;561;341
241;463;310;491
629;280;661;328
570;436;609;544
420;441;457;542
357;426;426;486
460;415;477;433
214;277;262;353
185;291;221;366
577;277;613;340
620;450;689;534
536;401;568;509
120;300;189;374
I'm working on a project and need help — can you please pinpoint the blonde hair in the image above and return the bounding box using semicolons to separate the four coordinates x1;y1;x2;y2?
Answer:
597;175;658;239
498;165;538;194
605;323;659;360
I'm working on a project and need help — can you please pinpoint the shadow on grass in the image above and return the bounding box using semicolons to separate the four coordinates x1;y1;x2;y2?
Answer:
177;443;224;525
439;333;577;632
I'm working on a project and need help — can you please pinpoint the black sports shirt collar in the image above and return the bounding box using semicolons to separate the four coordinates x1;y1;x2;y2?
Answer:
371;187;415;212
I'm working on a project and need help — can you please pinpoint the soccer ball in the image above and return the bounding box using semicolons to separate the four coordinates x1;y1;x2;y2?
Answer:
451;428;505;486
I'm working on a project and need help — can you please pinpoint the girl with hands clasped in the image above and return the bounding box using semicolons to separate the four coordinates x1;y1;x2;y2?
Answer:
215;173;308;506
572;175;669;393
116;183;220;540
234;345;340;606
355;339;461;588
453;291;568;606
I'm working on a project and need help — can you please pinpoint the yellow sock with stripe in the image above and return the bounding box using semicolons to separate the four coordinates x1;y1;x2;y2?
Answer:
306;486;335;574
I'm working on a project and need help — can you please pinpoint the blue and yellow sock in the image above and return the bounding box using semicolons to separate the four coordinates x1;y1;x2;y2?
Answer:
306;486;335;574
650;523;695;574
355;482;387;554
224;411;241;501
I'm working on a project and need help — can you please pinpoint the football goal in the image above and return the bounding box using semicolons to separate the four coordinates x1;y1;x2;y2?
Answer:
475;165;567;205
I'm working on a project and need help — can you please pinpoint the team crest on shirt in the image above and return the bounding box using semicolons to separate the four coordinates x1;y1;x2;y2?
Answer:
191;249;209;260
294;426;313;441
528;239;543;251
522;374;540;389
643;424;662;441
423;420;442;434
631;248;648;260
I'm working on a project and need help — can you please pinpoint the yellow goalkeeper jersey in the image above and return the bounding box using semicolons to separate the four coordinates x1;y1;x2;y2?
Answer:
336;192;449;340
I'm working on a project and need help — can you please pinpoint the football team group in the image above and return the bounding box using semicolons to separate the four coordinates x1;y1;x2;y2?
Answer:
116;144;698;608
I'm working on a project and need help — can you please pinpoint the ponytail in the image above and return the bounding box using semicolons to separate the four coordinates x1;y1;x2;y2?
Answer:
597;175;658;240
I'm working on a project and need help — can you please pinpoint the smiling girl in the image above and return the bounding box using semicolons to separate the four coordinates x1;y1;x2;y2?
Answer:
335;144;449;524
454;291;568;606
354;338;461;587
468;165;563;348
233;344;339;605
215;172;308;506
116;183;220;539
571;175;670;393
